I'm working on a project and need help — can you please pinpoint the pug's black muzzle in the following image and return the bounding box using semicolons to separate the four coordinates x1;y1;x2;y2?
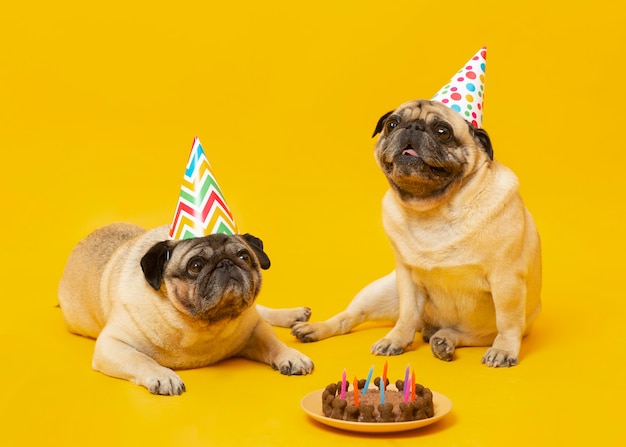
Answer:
211;258;246;285
386;129;452;176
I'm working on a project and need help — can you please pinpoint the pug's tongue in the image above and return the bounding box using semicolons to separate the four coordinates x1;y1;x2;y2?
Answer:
402;148;419;157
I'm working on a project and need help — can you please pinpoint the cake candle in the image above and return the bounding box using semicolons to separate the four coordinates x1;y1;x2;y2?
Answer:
403;365;410;403
379;376;385;404
382;361;388;386
353;376;359;406
362;365;374;395
340;369;347;399
411;370;416;402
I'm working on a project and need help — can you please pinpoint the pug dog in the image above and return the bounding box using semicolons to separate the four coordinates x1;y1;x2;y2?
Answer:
58;223;314;395
292;99;542;367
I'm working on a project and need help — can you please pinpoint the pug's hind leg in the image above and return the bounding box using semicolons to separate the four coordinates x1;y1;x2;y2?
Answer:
429;330;457;362
256;304;312;328
93;333;186;395
429;327;497;363
291;271;399;343
240;320;314;375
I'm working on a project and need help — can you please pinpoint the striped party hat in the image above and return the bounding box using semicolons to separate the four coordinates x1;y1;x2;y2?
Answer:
431;46;487;128
169;137;238;239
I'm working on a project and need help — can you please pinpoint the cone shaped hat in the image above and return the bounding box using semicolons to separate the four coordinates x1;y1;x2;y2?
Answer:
431;46;487;128
169;137;238;239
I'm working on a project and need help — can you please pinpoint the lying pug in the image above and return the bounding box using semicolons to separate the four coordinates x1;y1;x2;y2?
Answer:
58;223;314;395
292;100;542;367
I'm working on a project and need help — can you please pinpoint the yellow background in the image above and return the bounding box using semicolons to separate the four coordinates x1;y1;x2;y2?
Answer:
1;0;624;445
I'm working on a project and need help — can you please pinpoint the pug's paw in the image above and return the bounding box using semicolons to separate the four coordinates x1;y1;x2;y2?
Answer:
291;321;326;342
370;338;407;356
482;348;518;367
258;306;312;328
430;336;455;362
271;348;314;376
142;370;186;395
280;307;312;327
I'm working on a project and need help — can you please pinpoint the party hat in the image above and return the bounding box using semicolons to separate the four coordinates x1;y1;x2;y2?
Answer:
431;46;487;128
169;137;238;239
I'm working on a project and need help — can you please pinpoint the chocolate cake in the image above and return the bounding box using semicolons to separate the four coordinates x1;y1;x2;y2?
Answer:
322;377;434;423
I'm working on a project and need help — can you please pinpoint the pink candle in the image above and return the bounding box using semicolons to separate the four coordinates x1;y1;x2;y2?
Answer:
403;365;410;403
340;369;347;399
411;370;416;402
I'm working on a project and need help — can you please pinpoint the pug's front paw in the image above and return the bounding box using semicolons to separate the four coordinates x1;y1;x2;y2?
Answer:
281;306;312;327
370;338;407;356
271;348;314;375
142;370;186;395
482;348;518;367
291;321;328;342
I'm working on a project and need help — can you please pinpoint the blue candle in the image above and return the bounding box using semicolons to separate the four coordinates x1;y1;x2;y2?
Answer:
362;365;374;395
379;376;385;404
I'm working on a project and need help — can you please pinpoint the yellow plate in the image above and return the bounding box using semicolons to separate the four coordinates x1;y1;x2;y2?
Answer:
300;388;452;433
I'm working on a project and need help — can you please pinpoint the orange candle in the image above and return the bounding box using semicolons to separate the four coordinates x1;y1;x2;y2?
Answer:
411;370;416;401
353;376;359;406
382;360;388;386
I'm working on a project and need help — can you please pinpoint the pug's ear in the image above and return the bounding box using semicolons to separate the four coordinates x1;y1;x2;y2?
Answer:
372;111;394;138
241;234;271;270
469;124;494;160
141;240;174;290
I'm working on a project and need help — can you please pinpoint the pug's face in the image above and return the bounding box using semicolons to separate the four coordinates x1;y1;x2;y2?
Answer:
372;100;494;207
140;233;270;322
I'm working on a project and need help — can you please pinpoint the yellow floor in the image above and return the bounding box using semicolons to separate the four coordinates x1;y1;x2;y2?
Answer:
1;1;625;446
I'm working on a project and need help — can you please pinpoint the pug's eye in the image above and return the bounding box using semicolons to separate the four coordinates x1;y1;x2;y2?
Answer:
237;249;251;265
435;125;452;141
187;257;205;275
385;119;399;134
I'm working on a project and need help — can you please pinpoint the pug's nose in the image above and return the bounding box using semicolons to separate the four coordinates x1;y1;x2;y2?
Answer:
216;259;235;269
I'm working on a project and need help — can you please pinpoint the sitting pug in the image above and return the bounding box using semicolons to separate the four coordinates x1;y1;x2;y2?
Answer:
58;223;314;395
292;100;542;367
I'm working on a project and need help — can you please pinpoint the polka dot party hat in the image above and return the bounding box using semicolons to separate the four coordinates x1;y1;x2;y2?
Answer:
431;46;487;128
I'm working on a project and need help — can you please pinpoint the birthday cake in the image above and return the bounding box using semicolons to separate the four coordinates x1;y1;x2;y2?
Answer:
322;377;434;423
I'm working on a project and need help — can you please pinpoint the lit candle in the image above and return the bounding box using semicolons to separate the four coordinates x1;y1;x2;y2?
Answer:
353;376;359;406
340;369;347;399
382;361;388;386
379;376;385;404
362;365;374;395
403;365;410;403
411;370;416;402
